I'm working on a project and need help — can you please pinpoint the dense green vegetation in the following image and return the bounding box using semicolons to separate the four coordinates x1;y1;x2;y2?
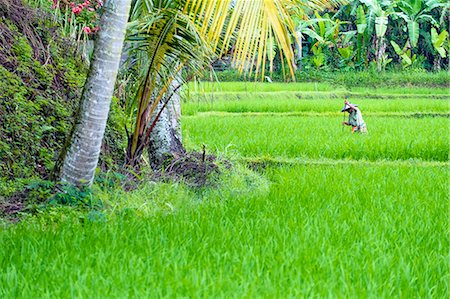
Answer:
188;79;450;93
1;165;447;298
267;0;449;72
1;82;448;297
0;0;127;194
209;69;450;85
0;3;85;180
0;0;448;297
184;115;448;161
183;82;449;163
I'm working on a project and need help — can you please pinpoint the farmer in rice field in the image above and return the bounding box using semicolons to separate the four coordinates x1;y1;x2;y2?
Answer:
341;100;368;133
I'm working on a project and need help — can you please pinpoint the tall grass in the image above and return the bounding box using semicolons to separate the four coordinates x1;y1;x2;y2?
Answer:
1;82;448;298
0;164;447;298
183;115;449;162
204;70;450;87
186;81;450;95
187;81;340;93
182;95;449;116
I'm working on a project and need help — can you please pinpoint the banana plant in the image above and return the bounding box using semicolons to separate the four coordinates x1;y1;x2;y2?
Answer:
304;13;350;68
390;40;416;67
430;27;448;70
311;12;337;47
336;28;356;68
360;0;395;38
337;45;355;69
431;27;448;58
338;46;354;59
356;5;368;34
296;19;326;44
356;5;369;65
394;0;442;48
438;1;449;26
350;5;369;67
284;0;346;70
359;0;396;71
311;45;326;68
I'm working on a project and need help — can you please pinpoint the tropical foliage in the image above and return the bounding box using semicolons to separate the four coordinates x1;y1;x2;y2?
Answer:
13;0;450;184
258;0;449;73
1;3;449;296
121;0;342;167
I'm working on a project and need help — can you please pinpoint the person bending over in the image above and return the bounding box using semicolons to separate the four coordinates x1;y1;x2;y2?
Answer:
341;100;368;133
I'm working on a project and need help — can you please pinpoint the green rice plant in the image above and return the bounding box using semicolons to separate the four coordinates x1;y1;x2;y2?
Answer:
0;164;447;298
322;70;450;87
1;80;447;298
182;94;449;116
200;70;450;87
348;86;450;95
186;81;450;95
187;81;341;93
182;115;449;162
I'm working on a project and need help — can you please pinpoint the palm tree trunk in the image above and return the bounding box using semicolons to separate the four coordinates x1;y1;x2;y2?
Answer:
59;0;132;186
148;78;185;170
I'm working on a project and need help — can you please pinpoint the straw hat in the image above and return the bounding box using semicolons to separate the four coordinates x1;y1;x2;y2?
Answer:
341;103;358;112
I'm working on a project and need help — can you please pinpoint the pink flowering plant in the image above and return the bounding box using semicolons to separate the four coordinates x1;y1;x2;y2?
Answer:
51;0;103;38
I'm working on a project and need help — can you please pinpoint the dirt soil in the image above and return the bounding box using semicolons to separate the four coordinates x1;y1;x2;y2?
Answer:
152;152;221;187
0;189;29;222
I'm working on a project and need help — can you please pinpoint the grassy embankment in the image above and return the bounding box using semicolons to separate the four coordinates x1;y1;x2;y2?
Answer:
183;82;449;162
1;82;448;298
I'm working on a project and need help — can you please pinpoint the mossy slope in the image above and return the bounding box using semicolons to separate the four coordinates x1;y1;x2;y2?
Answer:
0;0;129;190
0;2;87;183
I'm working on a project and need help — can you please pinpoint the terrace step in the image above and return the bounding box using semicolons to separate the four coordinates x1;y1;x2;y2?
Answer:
243;157;450;170
188;112;450;118
187;91;450;100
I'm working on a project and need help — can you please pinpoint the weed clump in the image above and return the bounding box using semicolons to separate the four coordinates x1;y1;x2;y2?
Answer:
152;152;221;188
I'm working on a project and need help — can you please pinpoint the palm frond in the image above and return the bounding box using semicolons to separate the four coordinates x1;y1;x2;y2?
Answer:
184;0;300;79
126;3;213;156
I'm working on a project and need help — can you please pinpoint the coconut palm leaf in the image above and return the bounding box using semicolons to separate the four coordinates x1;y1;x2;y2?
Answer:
126;4;213;158
183;0;325;79
125;0;342;164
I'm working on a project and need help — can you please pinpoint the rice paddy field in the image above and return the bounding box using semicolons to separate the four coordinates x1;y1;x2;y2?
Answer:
1;82;449;298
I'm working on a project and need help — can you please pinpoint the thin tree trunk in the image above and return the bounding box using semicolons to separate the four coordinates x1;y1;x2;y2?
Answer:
295;31;302;71
59;0;132;186
433;56;441;71
376;37;381;72
376;37;386;72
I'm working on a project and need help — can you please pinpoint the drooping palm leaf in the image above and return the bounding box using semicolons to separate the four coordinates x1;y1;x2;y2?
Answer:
124;0;342;164
126;3;213;158
183;0;301;79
